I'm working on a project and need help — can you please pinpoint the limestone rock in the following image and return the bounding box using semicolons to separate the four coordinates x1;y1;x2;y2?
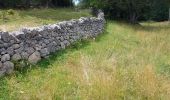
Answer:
12;53;21;61
21;52;29;60
60;42;65;49
25;47;35;55
6;47;14;56
3;61;14;75
28;51;41;64
1;54;10;62
12;44;20;49
0;62;2;68
40;48;49;57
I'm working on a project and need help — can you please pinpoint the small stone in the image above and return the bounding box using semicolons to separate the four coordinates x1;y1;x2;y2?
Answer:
3;61;14;75
25;47;35;55
12;53;21;61
12;44;20;49
47;46;57;53
15;47;23;54
28;51;41;64
21;52;29;60
40;48;49;57
60;42;65;49
63;40;70;46
1;54;10;62
6;47;14;56
1;32;10;42
0;62;2;68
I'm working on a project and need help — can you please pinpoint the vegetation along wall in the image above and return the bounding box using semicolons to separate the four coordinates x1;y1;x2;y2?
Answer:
0;11;105;76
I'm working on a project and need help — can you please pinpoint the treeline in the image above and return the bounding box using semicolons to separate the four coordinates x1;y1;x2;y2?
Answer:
0;0;73;8
80;0;170;23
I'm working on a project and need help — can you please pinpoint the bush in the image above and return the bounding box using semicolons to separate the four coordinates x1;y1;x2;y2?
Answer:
7;9;15;15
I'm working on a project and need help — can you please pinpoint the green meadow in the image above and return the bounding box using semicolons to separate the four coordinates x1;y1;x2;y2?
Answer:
0;8;170;100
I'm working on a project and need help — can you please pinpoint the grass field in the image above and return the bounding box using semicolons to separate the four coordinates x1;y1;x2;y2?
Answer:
0;9;170;100
0;8;91;31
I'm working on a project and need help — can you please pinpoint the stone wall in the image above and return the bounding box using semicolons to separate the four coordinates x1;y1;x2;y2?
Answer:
0;11;105;76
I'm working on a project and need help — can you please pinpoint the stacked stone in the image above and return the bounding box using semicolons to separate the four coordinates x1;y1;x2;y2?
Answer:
0;11;105;76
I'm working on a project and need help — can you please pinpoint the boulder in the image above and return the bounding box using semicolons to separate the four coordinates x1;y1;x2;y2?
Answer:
1;54;10;62
12;53;21;61
28;51;41;64
3;61;14;75
40;48;49;57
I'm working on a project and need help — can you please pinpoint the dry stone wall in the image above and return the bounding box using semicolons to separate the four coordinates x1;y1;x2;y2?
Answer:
0;11;105;76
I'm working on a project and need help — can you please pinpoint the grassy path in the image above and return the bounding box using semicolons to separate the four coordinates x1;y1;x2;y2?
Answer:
0;21;170;100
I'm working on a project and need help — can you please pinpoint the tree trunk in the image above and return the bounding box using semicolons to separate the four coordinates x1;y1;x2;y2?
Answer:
169;8;170;21
129;12;138;24
46;0;49;8
25;0;30;8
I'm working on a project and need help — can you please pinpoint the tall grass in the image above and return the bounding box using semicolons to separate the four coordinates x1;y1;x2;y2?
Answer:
0;20;170;99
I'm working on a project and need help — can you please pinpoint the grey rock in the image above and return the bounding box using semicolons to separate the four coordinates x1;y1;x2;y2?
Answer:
12;44;20;49
1;54;10;62
10;40;15;44
1;32;10;42
6;47;14;56
60;36;64;41
60;42;65;49
15;47;23;54
63;40;70;46
0;48;5;53
0;62;2;68
40;48;49;57
25;47;35;55
3;61;14;75
44;39;50;44
47;46;57;53
12;53;21;61
1;51;7;55
3;43;11;48
21;52;29;60
35;45;42;51
28;51;41;64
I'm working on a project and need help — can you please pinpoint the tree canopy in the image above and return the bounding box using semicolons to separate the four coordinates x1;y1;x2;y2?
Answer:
0;0;73;8
80;0;170;23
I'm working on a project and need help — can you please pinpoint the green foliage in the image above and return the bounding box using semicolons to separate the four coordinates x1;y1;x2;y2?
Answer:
81;0;170;22
0;10;9;22
0;0;73;8
7;9;15;15
0;9;17;23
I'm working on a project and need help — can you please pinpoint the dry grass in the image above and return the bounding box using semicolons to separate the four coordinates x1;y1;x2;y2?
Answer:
0;15;170;99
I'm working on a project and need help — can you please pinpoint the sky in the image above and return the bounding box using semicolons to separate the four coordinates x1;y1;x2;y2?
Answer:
73;0;80;5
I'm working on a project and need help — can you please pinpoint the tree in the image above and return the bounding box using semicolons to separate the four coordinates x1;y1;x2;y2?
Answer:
81;0;170;23
0;0;73;8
